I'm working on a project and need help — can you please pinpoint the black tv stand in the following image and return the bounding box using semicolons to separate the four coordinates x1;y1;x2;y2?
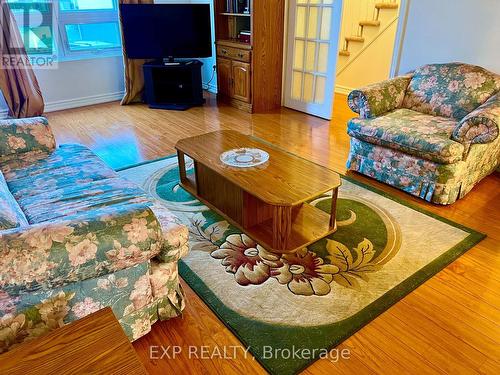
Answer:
143;59;205;111
162;56;180;66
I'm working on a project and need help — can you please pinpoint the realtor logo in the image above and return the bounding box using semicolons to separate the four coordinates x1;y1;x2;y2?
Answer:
0;1;57;69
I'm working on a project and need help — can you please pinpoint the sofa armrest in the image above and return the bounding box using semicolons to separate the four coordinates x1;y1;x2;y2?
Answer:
0;203;163;295
452;94;499;144
149;200;189;262
348;75;412;118
0;117;56;158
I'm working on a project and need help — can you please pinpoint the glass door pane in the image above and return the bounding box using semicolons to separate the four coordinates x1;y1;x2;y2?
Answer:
284;0;343;119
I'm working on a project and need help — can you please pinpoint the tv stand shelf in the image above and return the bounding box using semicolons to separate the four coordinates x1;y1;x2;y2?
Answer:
143;60;205;111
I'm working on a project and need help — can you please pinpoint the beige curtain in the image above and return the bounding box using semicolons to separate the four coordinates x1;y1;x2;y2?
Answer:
119;0;153;105
0;0;44;118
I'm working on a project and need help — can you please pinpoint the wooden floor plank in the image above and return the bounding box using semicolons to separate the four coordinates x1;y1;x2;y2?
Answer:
46;93;500;374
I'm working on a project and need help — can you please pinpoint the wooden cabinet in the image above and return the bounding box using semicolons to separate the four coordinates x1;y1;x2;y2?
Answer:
216;45;251;63
214;0;285;113
231;61;251;102
216;57;232;98
216;56;251;104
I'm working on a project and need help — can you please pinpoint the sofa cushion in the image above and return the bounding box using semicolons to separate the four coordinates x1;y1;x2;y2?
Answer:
402;63;500;120
347;108;465;164
15;177;153;224
0;171;28;230
0;143;188;253
0;144;117;201
0;144;149;224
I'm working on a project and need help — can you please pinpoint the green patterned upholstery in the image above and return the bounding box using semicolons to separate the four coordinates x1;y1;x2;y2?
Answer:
0;118;189;352
402;63;500;120
347;63;500;204
348;109;464;164
0;117;56;162
0;171;28;230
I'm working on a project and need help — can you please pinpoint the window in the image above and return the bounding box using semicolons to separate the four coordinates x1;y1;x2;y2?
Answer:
7;0;122;60
58;0;121;58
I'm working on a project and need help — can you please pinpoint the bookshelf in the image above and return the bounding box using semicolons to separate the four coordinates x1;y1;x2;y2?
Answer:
214;0;285;113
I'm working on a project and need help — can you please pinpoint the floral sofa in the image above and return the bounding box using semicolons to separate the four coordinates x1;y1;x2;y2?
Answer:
0;117;189;352
346;63;500;204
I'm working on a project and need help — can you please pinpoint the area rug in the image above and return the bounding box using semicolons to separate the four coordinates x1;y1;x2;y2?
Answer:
118;155;485;375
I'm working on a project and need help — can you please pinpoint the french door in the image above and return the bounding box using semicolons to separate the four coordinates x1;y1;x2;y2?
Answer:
284;0;343;119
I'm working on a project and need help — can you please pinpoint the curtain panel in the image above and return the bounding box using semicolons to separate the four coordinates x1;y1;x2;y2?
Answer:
118;0;154;105
0;0;44;118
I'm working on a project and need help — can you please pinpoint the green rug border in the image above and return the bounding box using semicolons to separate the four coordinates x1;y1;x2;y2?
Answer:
118;154;486;374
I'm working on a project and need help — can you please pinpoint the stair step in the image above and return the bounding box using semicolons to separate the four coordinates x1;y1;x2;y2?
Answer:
339;50;350;57
345;36;365;43
359;20;381;27
375;2;399;9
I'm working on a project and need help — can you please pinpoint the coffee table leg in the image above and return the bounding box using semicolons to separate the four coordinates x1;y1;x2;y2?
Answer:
330;188;338;230
177;151;186;181
273;206;292;251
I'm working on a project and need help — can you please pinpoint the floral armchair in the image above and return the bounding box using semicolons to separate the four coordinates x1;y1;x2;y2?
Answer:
0;117;189;352
346;63;500;204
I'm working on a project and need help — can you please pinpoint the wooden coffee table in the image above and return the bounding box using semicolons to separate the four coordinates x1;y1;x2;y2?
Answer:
175;130;341;253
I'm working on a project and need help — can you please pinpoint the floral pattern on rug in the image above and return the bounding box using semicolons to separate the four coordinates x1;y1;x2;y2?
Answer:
190;211;399;296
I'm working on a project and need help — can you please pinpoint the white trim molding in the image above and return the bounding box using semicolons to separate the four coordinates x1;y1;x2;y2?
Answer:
390;0;410;77
44;91;125;113
335;84;354;95
0;109;8;119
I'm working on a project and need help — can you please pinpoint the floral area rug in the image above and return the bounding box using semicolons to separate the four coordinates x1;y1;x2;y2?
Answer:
118;156;484;375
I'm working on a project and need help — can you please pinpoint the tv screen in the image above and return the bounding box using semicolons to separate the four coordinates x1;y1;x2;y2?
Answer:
120;4;212;59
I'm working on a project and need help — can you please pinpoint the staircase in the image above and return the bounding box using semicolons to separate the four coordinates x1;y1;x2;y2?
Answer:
338;0;399;61
335;0;400;92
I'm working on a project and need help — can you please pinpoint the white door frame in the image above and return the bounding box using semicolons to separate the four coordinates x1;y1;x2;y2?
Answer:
389;0;411;77
283;0;344;120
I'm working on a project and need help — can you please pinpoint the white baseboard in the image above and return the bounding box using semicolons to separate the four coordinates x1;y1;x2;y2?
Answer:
7;81;216;115
335;85;354;95
44;91;125;113
44;82;216;113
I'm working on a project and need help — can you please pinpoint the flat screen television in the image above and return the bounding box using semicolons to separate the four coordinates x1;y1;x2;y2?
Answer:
120;4;212;61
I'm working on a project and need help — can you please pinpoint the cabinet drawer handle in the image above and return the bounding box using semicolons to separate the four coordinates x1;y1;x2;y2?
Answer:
221;49;227;54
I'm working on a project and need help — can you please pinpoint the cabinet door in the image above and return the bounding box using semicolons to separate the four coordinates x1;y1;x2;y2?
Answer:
216;58;232;98
231;61;251;103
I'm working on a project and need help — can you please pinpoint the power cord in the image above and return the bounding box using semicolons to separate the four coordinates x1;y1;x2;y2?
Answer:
206;64;216;85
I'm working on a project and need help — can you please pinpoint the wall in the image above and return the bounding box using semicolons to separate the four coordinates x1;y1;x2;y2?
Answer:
39;56;125;112
393;0;500;75
0;0;216;115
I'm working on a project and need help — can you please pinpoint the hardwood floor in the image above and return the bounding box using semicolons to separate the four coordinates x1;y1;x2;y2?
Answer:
46;93;500;375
